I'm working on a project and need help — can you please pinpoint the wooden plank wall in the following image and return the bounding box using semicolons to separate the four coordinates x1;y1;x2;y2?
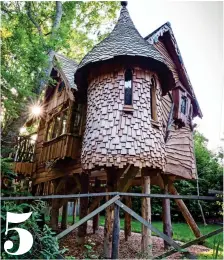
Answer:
161;93;196;180
82;66;166;170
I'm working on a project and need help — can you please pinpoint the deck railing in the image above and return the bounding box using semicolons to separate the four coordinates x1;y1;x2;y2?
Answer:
14;133;37;163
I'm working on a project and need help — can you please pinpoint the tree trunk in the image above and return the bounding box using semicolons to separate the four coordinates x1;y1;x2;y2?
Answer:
72;200;77;225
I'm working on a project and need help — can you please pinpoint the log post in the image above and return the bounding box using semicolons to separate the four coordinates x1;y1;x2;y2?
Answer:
103;169;115;259
77;173;89;245
111;203;120;259
141;171;152;257
124;195;132;241
61;202;68;230
72;199;77;225
169;183;202;238
93;178;100;234
162;176;172;250
50;206;59;231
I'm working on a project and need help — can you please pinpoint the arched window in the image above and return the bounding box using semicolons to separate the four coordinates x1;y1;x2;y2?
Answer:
150;75;157;121
124;69;133;106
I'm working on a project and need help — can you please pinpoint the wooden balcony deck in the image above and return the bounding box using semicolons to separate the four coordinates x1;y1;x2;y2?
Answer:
14;162;36;176
39;133;81;163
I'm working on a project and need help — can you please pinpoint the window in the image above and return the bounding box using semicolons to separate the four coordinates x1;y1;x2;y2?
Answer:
46;109;68;141
150;76;157;121
180;96;187;115
58;81;65;92
124;69;133;106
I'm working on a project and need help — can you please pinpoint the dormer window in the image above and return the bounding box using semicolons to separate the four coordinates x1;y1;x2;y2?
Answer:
124;69;133;106
180;96;187;115
172;86;191;127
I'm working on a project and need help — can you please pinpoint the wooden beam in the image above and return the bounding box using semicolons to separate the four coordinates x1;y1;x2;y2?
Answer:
111;203;120;259
154;228;223;259
57;195;120;239
168;183;202;238
118;165;139;192
162;177;172;249
124;195;132;241
141;173;152;257
77;173;89;245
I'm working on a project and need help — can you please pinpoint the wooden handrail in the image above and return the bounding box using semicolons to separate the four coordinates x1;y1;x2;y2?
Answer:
43;133;81;146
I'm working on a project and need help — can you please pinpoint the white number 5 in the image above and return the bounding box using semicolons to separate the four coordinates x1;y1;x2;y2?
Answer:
4;212;33;255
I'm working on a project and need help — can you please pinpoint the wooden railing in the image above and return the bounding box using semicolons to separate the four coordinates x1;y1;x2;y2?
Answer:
39;133;81;163
14;133;37;163
14;133;37;175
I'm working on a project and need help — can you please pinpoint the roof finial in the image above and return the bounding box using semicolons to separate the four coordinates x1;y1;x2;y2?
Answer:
121;1;128;7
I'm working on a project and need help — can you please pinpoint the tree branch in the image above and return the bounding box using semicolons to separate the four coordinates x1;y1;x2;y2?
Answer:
25;2;43;38
51;1;62;39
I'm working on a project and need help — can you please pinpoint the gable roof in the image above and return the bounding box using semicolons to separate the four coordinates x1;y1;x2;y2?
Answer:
145;22;202;118
54;53;78;90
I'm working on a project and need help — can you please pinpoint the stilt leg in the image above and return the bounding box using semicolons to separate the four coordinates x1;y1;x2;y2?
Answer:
61;202;68;230
162;177;172;250
93;178;100;234
141;171;152;257
169;183;202;238
77;173;89;245
124;196;132;241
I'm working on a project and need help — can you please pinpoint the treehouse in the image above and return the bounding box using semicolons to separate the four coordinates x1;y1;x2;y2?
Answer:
14;2;203;255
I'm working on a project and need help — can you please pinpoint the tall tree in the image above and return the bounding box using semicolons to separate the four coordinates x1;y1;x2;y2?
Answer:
1;1;119;155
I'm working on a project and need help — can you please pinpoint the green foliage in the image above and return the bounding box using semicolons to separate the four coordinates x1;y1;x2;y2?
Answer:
1;1;120;144
83;239;98;259
1;200;68;259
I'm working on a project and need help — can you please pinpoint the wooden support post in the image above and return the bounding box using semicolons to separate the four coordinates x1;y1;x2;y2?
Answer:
61;202;68;230
72;200;77;225
77;173;89;245
103;167;120;259
124;195;132;241
162;177;172;250
93;178;100;234
169;183;202;238
50;206;59;231
111;203;120;259
141;172;152;257
103;169;114;259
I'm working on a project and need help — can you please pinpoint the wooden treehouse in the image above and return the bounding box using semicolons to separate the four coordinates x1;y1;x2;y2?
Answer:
14;2;203;256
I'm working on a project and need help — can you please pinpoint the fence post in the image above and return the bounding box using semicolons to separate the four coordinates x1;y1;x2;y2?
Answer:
111;203;120;259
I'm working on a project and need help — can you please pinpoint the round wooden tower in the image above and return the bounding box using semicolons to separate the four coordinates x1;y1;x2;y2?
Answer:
75;1;201;257
75;1;175;256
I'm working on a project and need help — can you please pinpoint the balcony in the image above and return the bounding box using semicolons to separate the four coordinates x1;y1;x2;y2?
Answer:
39;133;81;163
14;133;37;176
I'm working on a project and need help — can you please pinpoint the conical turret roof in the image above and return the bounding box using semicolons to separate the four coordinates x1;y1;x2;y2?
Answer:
75;2;174;92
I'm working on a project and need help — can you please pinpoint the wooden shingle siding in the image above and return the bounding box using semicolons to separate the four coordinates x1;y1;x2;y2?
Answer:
165;125;196;179
153;41;179;84
82;67;166;170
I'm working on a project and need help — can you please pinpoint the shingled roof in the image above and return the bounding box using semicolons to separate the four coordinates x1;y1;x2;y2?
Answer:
54;53;78;90
75;2;174;91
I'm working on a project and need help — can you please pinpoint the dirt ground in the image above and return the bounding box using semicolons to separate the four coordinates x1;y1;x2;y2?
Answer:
60;221;210;259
